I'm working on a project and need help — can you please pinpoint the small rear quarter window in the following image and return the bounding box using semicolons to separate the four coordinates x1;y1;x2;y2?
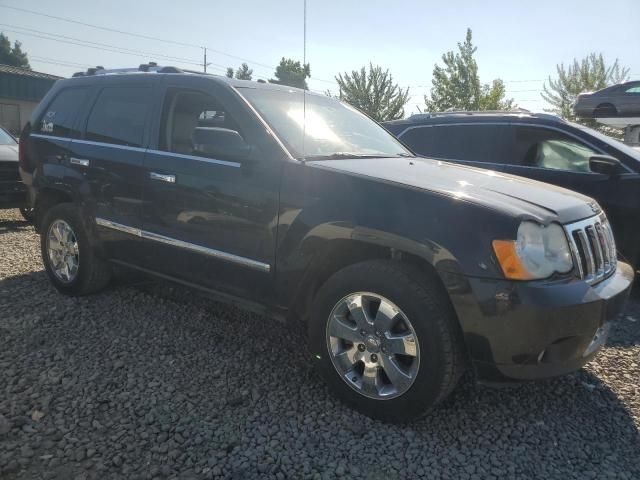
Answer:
39;87;90;138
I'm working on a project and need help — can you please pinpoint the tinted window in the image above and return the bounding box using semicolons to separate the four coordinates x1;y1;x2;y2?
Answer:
86;86;151;147
39;87;89;138
400;124;510;164
159;89;242;159
513;127;598;173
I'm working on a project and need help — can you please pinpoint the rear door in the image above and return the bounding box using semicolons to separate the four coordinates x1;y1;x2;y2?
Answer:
398;123;512;171
69;78;157;264
29;86;91;197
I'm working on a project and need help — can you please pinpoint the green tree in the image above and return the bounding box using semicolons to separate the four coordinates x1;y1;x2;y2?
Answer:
542;53;629;134
0;33;31;69
235;62;253;80
225;67;234;78
424;28;513;112
335;63;410;121
269;57;310;89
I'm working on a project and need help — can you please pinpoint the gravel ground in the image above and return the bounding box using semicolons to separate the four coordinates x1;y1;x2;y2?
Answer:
1;207;639;480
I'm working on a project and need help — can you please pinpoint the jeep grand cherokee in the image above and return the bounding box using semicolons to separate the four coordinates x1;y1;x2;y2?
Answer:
18;64;633;422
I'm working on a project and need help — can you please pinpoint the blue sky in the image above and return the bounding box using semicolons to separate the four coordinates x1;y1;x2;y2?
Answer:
1;0;639;114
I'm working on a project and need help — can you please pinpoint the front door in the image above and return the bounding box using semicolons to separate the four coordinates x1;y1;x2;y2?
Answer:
140;78;280;303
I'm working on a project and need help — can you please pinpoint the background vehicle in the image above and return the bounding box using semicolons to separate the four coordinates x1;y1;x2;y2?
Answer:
0;125;32;221
384;112;640;269
19;66;633;422
574;80;640;118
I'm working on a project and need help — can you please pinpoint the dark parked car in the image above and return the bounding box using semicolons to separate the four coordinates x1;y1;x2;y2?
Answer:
19;65;633;422
0;125;32;220
574;80;640;118
384;112;640;269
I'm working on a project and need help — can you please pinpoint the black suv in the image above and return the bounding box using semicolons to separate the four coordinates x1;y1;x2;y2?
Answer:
19;66;633;422
383;112;640;269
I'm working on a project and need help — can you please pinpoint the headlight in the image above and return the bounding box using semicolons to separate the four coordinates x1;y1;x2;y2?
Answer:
493;221;573;280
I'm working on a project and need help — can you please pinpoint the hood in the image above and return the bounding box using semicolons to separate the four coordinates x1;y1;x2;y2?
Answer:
0;144;18;162
307;156;598;224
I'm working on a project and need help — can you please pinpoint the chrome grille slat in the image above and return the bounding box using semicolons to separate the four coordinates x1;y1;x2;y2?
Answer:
587;226;604;276
564;213;617;285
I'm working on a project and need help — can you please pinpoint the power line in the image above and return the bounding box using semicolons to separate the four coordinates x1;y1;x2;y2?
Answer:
0;4;341;84
0;24;206;67
29;55;91;69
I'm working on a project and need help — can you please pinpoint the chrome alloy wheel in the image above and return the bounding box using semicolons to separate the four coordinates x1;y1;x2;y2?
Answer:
326;292;420;400
47;219;80;283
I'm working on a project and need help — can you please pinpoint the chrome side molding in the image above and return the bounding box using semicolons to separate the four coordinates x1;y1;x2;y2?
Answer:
95;217;270;272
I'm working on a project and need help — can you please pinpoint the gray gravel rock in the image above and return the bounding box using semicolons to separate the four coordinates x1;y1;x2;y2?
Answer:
1;207;639;480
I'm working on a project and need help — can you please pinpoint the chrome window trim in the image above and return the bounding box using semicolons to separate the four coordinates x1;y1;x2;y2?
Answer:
95;217;270;273
146;149;240;168
30;134;241;168
396;121;634;174
71;138;147;153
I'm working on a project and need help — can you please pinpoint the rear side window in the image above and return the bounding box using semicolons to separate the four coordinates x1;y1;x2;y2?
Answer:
85;86;151;147
400;124;511;164
39;87;89;138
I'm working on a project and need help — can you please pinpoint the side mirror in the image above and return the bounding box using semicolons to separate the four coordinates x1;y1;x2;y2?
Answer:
192;127;252;161
589;155;622;175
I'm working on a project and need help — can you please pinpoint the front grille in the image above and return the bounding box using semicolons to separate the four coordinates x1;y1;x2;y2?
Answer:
565;213;616;285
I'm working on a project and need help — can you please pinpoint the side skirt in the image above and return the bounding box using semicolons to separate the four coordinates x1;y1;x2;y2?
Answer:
108;259;288;323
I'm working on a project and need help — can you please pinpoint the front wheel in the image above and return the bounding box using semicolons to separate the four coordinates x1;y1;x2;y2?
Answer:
40;203;111;296
308;260;465;422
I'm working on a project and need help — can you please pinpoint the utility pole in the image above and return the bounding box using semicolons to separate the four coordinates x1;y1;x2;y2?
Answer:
202;47;211;73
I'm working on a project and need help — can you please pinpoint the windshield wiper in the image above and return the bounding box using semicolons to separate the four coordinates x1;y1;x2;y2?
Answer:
304;152;413;161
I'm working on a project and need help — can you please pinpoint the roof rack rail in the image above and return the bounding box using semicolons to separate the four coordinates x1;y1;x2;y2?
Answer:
72;63;184;77
407;109;566;123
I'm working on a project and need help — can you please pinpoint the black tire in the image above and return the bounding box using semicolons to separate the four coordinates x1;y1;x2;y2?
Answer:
593;103;617;118
19;206;35;223
40;203;111;296
308;260;465;422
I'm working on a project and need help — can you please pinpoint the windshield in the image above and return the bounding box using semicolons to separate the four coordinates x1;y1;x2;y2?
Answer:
238;88;413;160
0;128;16;145
571;122;640;163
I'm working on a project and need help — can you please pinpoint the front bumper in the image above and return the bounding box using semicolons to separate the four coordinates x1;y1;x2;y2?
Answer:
446;261;634;382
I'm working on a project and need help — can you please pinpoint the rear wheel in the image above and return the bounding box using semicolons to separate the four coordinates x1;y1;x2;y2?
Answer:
593;103;617;117
309;260;464;422
40;204;111;296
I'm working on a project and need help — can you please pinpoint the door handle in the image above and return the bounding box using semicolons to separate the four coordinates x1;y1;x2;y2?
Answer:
149;172;176;183
69;157;90;167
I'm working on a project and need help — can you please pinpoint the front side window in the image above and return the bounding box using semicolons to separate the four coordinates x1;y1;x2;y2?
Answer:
400;124;510;164
625;86;640;94
39;87;89;138
85;86;151;147
159;89;241;159
239;88;411;160
513;127;597;173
